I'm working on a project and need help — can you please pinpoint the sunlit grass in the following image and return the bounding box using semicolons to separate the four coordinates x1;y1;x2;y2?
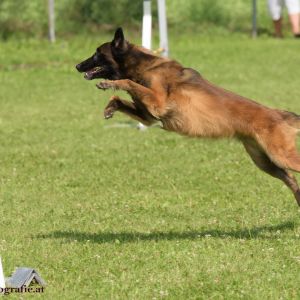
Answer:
0;32;300;299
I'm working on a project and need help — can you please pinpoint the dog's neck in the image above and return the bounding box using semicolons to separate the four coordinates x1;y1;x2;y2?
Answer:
117;45;161;83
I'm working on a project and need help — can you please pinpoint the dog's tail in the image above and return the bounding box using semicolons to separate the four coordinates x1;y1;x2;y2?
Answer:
280;110;300;131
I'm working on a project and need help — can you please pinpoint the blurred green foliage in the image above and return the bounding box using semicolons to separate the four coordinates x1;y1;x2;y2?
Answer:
0;0;271;39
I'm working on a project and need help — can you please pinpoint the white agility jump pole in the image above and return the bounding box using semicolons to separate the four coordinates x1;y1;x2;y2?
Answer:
0;256;5;291
142;0;152;50
143;0;169;56
157;0;169;57
48;0;55;42
138;0;152;130
138;0;169;130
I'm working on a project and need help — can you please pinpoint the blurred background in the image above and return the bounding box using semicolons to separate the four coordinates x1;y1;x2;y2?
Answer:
0;0;289;40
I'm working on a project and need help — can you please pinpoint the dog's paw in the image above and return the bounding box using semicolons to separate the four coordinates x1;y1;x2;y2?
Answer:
103;97;120;119
96;81;114;90
104;107;115;119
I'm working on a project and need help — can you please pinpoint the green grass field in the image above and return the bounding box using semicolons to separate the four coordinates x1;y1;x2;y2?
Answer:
1;32;300;299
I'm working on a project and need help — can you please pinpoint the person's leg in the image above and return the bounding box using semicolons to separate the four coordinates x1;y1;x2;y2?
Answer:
288;14;300;35
268;0;284;37
285;0;300;35
274;18;284;37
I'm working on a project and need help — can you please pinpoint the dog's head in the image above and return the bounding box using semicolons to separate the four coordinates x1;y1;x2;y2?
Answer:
75;28;129;80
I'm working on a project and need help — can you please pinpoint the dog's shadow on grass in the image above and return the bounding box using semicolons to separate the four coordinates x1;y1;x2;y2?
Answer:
36;221;297;244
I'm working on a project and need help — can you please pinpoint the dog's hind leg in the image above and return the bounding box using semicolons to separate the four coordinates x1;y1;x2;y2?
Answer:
242;138;300;206
270;149;300;173
104;96;155;126
262;132;300;173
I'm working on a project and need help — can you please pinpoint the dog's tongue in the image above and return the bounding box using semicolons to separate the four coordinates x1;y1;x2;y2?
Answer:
84;67;102;80
84;71;93;80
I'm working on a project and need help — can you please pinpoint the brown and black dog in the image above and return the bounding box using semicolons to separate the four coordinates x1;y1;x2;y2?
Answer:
76;28;300;206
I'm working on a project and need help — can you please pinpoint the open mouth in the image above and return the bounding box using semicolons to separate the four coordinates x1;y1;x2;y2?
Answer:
84;66;103;80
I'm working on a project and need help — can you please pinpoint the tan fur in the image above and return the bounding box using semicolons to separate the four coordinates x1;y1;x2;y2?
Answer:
97;43;300;206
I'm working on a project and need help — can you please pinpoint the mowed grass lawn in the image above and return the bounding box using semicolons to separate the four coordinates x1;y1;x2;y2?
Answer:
1;32;300;299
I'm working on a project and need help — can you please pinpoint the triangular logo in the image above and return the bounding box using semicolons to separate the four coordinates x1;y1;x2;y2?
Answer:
5;268;46;288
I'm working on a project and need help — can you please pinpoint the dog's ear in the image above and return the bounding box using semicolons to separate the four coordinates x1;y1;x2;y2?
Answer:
112;27;128;52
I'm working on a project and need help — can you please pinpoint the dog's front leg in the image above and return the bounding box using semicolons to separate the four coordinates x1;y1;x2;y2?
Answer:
96;79;165;118
104;95;155;126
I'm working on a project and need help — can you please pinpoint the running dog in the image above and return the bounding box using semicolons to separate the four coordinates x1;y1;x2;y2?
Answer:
76;28;300;206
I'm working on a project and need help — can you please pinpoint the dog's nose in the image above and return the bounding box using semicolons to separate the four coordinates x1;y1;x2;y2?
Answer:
75;64;81;72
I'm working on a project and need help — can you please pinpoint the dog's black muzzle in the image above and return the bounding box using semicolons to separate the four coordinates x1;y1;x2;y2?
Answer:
75;63;83;72
76;56;95;73
76;56;105;80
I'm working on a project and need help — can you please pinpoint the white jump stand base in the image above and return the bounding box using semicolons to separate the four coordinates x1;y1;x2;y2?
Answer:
137;123;147;131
